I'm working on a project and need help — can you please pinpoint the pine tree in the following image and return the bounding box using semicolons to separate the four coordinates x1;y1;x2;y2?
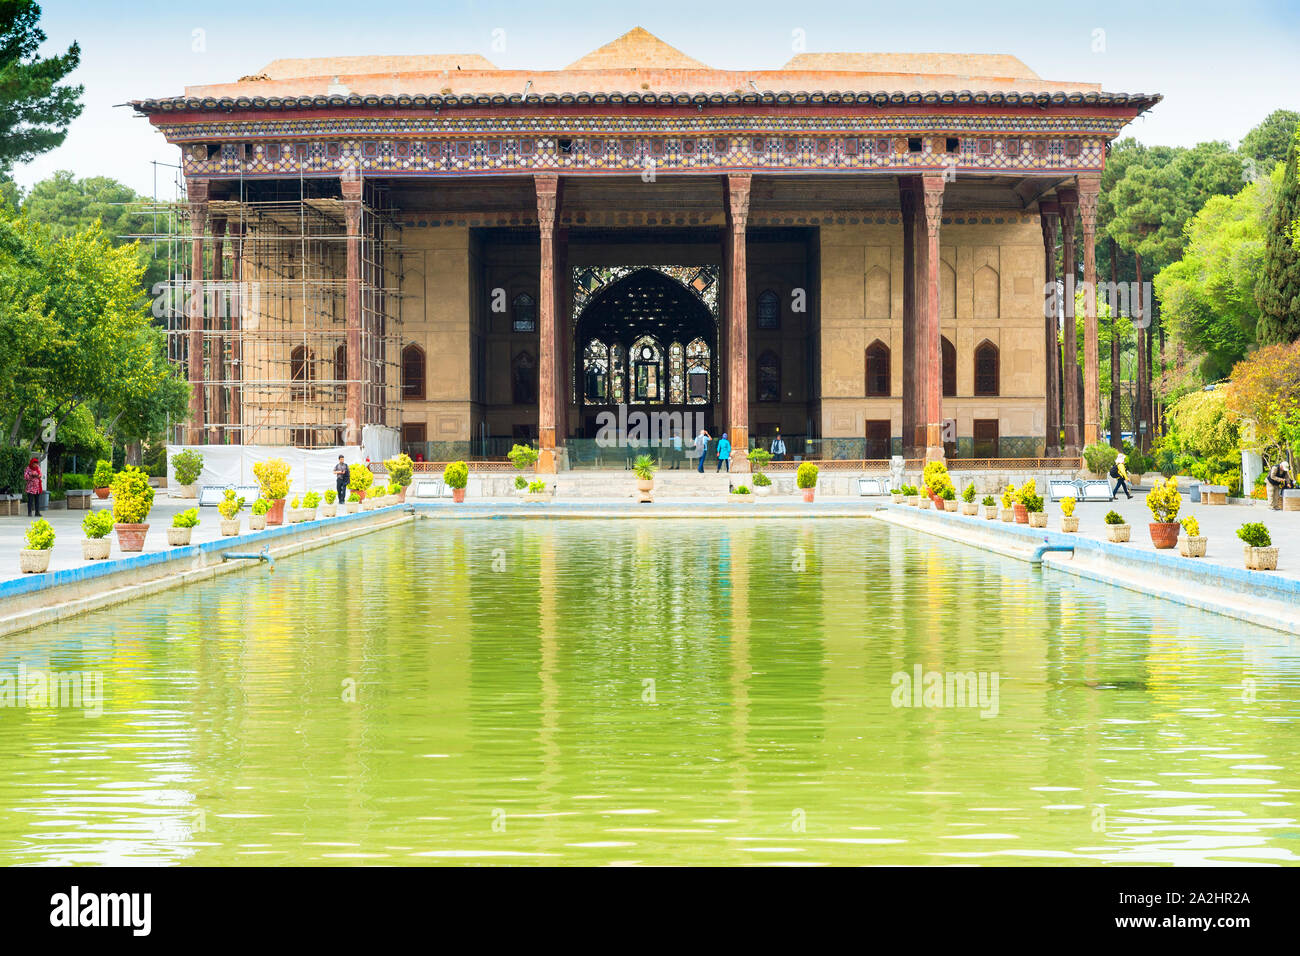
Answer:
1255;131;1300;344
0;1;83;171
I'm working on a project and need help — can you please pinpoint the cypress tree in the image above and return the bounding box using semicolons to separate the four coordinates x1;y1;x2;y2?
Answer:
1256;131;1300;344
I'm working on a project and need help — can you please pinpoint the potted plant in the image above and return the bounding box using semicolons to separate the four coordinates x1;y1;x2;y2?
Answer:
172;449;204;499
981;495;997;520
633;454;655;503
110;465;155;552
522;478;551;502
1000;484;1017;522
169;507;200;546
1013;479;1037;524
890;487;904;504
1083;442;1118;480
322;488;338;518
250;498;270;531
443;461;469;503
1178;515;1207;558
960;482;978;515
253;458;291;525
302;490;322;520
218;489;245;535
20;518;55;574
730;484;754;502
747;448;773;496
1237;522;1277;570
939;485;958;512
289;495;305;519
903;483;920;507
922;461;954;507
1144;475;1181;549
797;462;819;502
383;453;415;502
916;482;931;509
1059;496;1079;533
1104;509;1131;543
507;444;539;496
82;509;115;560
92;459;114;500
346;491;361;514
1023;487;1047;528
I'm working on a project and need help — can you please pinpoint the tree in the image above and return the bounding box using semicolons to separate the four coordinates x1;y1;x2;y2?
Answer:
1240;109;1300;173
0;1;82;171
1255;130;1300;344
1154;166;1281;380
1163;388;1239;461
1224;340;1300;460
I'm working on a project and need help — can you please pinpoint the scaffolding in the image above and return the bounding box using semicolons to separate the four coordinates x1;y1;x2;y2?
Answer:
128;179;404;448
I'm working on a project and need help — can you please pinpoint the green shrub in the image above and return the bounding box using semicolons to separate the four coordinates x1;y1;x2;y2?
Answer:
514;475;528;490
172;449;205;486
172;508;200;529
253;458;291;500
632;455;655;481
324;488;337;505
1083;442;1118;476
938;485;956;501
732;484;751;495
507;444;539;472
747;448;772;472
383;452;415;487
348;492;361;503
1236;522;1271;548
25;518;54;551
1015;479;1038;507
61;473;92;490
527;479;547;493
901;484;918;496
922;460;954;496
252;498;270;516
1022;492;1044;513
1145;476;1182;523
1181;515;1200;537
82;509;114;539
303;491;322;509
962;482;976;503
796;462;819;489
218;490;245;519
289;496;300;509
1104;510;1125;525
348;463;375;494
91;459;114;490
443;461;469;489
981;495;995;507
110;466;154;524
0;446;26;494
1001;484;1017;508
753;472;772;487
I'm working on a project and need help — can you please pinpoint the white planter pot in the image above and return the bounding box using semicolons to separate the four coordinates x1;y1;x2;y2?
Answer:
346;502;360;514
321;503;338;518
19;549;52;574
984;506;998;520
1244;546;1278;570
82;537;111;560
1060;515;1079;533
167;527;193;546
1028;512;1048;528
1178;535;1207;558
178;484;198;499
249;514;267;530
754;483;772;497
1107;524;1132;543
220;518;241;536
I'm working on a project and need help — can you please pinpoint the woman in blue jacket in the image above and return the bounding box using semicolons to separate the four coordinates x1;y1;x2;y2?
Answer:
715;433;731;472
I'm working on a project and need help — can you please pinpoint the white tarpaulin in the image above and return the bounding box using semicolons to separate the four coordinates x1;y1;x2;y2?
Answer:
166;445;367;498
362;425;400;464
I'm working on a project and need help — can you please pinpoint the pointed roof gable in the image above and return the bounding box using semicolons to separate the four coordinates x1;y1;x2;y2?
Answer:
564;27;708;71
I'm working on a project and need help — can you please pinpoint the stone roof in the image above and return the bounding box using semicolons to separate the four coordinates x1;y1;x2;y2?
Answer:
132;27;1160;113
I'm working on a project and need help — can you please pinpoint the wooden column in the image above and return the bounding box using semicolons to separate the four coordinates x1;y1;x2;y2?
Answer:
554;224;569;456
1077;174;1101;448
899;178;920;459
535;174;560;473
185;179;208;444
921;174;945;462
229;222;244;444
1039;201;1061;456
208;215;227;444
342;171;363;445
1057;187;1080;454
726;173;752;468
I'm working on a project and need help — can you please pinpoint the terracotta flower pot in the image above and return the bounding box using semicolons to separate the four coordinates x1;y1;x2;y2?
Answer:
1178;535;1207;558
19;549;52;574
94;487;110;500
1060;515;1079;533
452;487;466;503
802;488;815;502
114;522;150;552
1013;503;1029;524
266;498;286;526
1148;521;1179;549
1028;511;1048;528
167;527;192;547
1244;546;1278;571
1106;524;1131;543
397;486;408;503
82;537;111;560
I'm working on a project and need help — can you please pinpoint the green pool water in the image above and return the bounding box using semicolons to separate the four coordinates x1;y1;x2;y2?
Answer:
1;518;1297;866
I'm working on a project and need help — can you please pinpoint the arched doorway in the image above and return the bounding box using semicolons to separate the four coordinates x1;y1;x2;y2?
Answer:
574;267;717;441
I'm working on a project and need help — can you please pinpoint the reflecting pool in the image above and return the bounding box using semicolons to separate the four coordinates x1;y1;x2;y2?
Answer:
1;519;1297;865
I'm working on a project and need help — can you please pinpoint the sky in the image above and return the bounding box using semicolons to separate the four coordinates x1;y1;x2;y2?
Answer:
12;0;1300;198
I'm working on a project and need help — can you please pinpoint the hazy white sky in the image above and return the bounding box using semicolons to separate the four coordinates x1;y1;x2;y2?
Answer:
12;0;1300;197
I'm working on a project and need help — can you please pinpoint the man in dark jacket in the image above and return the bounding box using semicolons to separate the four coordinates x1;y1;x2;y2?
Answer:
334;455;350;504
1267;460;1293;510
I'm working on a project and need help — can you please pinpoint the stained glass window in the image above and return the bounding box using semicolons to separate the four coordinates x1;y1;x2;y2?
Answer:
686;338;710;404
865;341;890;397
668;341;685;405
584;339;609;404
631;336;663;403
975;341;1000;396
758;350;780;402
757;289;780;330
512;293;536;333
610;343;626;404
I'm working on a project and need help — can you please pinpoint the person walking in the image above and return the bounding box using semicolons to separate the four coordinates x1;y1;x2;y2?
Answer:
334;454;350;504
716;432;732;473
1109;453;1133;500
770;430;787;462
1267;460;1294;511
24;457;43;518
694;429;711;474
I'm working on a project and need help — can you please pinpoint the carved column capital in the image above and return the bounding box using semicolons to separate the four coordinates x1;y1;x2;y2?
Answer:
726;172;752;231
1076;174;1100;236
535;174;560;236
921;174;944;236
